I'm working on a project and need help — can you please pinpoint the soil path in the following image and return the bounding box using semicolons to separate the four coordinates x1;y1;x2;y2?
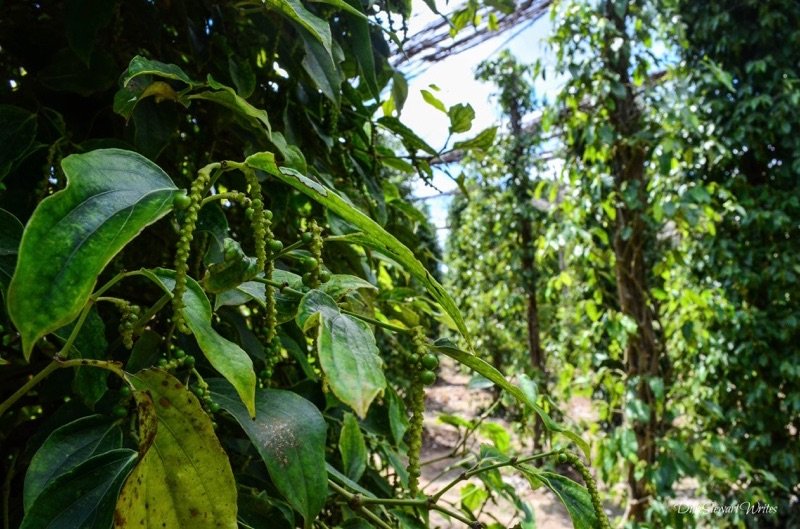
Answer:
418;358;575;529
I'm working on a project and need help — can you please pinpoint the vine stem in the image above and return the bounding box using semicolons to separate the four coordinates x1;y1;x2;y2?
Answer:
0;358;126;417
1;268;166;416
328;476;493;528
200;191;250;207
340;309;413;334
327;480;394;529
431;451;558;503
430;504;475;526
133;293;171;335
271;238;305;260
254;277;304;297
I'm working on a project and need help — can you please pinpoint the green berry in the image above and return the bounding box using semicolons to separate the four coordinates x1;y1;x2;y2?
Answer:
302;272;314;286
119;385;132;398
157;358;168;368
192;386;205;397
175;349;186;359
301;232;314;244
420;370;436;386
421;353;439;370
245;207;255;220
319;270;331;283
264;209;273;220
268;239;284;253
112;405;128;418
173;191;192;210
301;256;319;271
183;355;196;367
209;402;221;413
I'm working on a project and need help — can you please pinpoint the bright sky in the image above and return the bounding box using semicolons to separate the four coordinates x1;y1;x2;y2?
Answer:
396;1;560;241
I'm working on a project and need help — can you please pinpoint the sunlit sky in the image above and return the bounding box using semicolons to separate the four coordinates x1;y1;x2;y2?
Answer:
395;2;561;241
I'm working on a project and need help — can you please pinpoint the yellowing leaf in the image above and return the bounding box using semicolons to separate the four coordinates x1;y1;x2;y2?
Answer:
114;369;237;529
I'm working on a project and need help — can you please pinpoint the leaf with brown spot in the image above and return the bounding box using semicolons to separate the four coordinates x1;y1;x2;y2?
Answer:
208;379;327;528
114;369;237;528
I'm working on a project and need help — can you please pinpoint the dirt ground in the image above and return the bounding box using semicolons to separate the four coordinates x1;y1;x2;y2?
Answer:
418;358;583;528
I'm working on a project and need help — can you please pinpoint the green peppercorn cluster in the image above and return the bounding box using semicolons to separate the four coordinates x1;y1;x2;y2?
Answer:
111;384;133;419
157;348;196;371
258;336;282;385
191;381;221;414
301;220;329;287
173;164;215;333
559;451;611;529
243;169;268;270
406;381;424;497
404;327;438;497
117;301;141;349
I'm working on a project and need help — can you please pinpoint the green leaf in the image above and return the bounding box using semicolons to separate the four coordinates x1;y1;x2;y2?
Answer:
144;268;257;417
319;274;377;300
527;470;600;529
55;308;109;406
345;0;379;99
115;369;237;529
208;379;328;527
7;149;178;360
376;117;437;155
24;415;122;512
479;422;511;453
125;329;162;372
301;31;342;104
0;105;38;182
453;127;497;151
421;89;447;113
326;464;377;499
245;152;471;345
430;339;589;458
65;0;116;65
391;72;409;114
339;412;368;481
202;238;259;294
448;103;475;134
190;76;272;138
0;208;23;294
121;55;196;87
265;0;333;54
215;280;266;310
296;290;386;418
228;54;256;99
21;449;137;529
308;0;369;20
460;482;489;513
217;269;305;323
274;269;306;323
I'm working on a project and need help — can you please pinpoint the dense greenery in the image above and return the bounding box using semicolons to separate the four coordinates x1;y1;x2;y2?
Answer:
2;0;797;528
0;2;602;529
446;0;800;527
